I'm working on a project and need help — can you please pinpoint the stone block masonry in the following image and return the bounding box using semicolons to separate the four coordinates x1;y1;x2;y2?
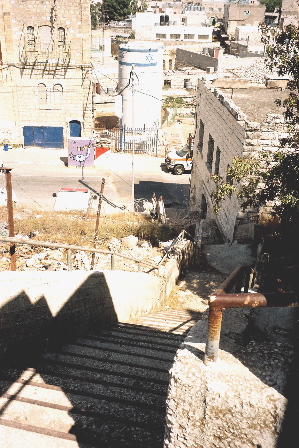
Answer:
190;79;288;242
0;0;93;146
164;307;298;447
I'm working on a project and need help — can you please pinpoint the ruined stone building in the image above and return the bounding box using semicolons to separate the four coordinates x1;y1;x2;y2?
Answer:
190;79;288;242
0;0;93;148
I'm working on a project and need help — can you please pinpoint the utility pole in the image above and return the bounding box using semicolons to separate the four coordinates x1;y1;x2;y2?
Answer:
130;65;136;212
101;2;109;65
91;178;105;269
1;167;16;270
102;3;105;65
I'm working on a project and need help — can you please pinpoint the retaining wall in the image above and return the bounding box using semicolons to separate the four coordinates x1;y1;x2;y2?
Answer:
0;240;196;356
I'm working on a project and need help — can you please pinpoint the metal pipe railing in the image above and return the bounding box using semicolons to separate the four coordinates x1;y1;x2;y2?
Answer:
204;265;299;365
0;236;158;272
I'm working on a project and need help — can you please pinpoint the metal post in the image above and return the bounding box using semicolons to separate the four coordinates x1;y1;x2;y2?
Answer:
131;65;135;212
3;168;16;270
111;253;115;270
67;249;72;271
204;308;223;365
91;178;105;269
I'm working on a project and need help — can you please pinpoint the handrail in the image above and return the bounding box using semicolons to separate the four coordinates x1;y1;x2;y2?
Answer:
204;265;299;365
157;229;196;265
0;236;159;272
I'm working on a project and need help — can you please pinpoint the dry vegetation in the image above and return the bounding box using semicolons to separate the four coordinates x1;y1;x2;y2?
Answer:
0;208;181;247
0;207;185;270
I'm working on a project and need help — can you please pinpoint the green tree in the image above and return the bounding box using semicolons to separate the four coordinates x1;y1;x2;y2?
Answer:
90;2;101;30
212;25;299;234
259;0;282;12
103;0;132;22
130;0;148;14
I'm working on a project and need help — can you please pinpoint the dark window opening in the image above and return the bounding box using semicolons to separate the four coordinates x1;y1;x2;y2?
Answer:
206;134;214;172
197;119;204;152
214;147;221;175
27;26;35;48
201;194;207;219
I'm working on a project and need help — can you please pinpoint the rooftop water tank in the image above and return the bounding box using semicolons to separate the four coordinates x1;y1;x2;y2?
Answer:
118;41;164;130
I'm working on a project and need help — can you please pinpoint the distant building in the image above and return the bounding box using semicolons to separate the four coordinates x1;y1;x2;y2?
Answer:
230;25;265;56
223;1;266;37
280;0;299;27
132;11;213;43
0;0;93;147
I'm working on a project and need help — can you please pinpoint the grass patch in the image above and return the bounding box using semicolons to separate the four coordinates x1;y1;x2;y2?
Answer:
0;207;183;249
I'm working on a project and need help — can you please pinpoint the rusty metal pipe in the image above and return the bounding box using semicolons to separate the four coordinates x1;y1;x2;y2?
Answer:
204;308;223;365
210;293;299;309
205;265;299;365
214;265;249;295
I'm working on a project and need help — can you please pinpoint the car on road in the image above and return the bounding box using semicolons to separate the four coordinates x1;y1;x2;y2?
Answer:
165;146;193;175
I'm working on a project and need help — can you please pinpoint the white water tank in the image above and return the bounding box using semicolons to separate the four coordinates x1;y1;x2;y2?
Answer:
118;41;164;130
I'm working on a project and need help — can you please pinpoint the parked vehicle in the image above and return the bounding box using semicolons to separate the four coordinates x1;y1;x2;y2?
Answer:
165;146;193;175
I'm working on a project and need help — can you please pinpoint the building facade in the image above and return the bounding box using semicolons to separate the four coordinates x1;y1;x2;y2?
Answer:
132;11;213;43
223;2;266;37
190;79;288;242
0;0;93;147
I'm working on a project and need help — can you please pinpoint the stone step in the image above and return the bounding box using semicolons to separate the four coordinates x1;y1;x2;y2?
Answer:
0;311;198;447
0;378;164;429
0;420;95;448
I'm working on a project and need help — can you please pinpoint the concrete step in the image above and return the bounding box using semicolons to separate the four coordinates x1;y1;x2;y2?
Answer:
0;314;195;448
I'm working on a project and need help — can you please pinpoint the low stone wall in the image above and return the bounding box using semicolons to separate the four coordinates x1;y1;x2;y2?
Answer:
0;240;197;356
164;307;298;447
176;48;218;71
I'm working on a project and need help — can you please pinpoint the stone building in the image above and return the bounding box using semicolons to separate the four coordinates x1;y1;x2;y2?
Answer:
280;0;299;27
190;79;288;242
132;11;213;43
223;1;266;37
0;0;93;148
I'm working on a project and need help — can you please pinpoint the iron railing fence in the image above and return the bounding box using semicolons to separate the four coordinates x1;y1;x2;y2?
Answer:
0;237;159;274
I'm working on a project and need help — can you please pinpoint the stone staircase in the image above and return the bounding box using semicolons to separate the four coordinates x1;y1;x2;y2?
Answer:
0;310;201;448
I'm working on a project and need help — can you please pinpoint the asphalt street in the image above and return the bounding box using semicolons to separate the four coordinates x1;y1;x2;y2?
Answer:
0;147;190;213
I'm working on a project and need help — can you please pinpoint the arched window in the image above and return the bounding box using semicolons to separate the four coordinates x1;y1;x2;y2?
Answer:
38;83;47;106
58;27;65;47
27;26;35;48
53;83;63;104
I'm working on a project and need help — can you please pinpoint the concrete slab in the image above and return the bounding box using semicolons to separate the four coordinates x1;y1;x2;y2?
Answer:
204;242;254;274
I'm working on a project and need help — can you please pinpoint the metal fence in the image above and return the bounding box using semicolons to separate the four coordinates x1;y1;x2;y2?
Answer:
94;126;158;155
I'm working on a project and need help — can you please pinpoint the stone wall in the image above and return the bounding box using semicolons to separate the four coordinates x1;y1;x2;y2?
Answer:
176;48;218;71
0;0;93;146
164;306;298;447
190;79;287;242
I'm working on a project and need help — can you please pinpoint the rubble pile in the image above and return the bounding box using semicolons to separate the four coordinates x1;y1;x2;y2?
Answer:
0;235;165;273
229;60;275;84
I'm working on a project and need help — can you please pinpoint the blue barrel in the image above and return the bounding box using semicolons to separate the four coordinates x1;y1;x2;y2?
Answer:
3;144;8;151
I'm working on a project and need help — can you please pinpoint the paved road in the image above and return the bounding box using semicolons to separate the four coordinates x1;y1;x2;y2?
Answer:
0;147;190;213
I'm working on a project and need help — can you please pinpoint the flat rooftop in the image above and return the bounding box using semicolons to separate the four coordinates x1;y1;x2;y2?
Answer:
221;87;289;122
